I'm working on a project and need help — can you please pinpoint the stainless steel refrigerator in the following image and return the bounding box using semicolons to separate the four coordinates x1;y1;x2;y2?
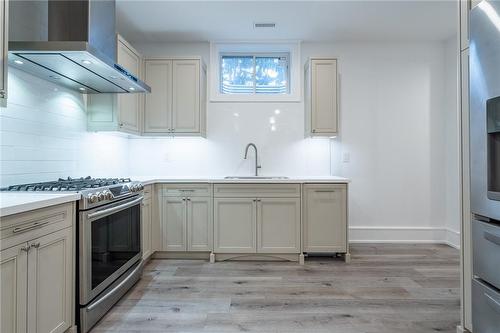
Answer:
470;1;500;331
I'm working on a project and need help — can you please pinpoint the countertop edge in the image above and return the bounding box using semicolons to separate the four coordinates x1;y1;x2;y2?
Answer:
0;193;81;218
139;178;351;185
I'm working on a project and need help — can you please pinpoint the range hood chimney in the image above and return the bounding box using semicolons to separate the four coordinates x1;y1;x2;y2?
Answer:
8;0;150;94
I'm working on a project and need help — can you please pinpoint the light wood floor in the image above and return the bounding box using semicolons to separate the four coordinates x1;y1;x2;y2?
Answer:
91;244;460;333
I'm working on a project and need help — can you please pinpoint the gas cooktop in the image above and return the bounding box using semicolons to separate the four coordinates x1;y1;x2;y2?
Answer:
2;176;133;192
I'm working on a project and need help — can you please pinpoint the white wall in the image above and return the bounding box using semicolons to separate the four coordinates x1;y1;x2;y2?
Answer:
0;69;129;187
133;40;460;247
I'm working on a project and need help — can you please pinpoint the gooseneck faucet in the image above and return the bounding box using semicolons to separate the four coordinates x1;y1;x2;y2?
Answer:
244;143;262;176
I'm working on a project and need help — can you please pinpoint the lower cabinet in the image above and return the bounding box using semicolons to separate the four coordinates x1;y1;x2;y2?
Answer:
161;195;212;252
1;227;73;333
214;196;301;254
302;184;347;253
141;197;152;259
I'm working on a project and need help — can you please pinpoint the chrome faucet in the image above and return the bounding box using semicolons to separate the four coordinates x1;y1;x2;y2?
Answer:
244;143;261;176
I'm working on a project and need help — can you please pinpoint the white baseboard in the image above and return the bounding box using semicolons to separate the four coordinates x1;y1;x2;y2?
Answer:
349;226;460;249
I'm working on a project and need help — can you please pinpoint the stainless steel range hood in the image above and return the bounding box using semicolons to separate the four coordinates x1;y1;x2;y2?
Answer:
8;0;150;94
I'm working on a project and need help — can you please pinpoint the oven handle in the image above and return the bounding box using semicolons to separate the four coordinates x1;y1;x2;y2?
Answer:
86;261;143;312
86;196;143;221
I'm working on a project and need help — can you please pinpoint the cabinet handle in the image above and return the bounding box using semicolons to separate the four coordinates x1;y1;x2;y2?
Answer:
181;189;195;192
13;221;50;234
314;190;337;193
119;123;124;127
312;129;317;133
186;198;191;201
21;246;30;253
256;199;261;202
30;243;40;249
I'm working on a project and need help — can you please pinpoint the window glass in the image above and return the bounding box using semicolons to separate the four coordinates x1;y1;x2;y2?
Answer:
221;56;254;94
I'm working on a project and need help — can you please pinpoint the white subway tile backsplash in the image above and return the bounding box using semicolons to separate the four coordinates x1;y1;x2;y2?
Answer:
0;69;129;187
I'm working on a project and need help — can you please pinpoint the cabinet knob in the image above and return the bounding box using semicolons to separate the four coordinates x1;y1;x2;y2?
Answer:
312;129;317;133
21;246;30;253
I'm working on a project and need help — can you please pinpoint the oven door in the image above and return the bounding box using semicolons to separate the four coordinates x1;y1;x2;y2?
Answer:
79;195;143;305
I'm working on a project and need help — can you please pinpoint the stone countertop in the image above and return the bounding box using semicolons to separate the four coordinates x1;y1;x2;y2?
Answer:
133;176;350;186
0;192;81;218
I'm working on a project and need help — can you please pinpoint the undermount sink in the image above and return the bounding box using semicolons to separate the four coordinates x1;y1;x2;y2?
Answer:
224;176;290;180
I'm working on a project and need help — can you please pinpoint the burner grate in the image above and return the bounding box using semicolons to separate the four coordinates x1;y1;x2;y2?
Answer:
2;177;132;192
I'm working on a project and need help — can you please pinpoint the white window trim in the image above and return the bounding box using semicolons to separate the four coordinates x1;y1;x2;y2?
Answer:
210;41;301;102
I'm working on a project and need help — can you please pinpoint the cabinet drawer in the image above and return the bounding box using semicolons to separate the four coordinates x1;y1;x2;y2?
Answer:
473;219;500;290
472;278;500;333
213;184;300;198
0;203;74;251
160;183;212;197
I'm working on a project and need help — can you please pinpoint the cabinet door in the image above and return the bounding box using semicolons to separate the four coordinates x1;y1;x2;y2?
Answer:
187;197;212;252
0;0;7;106
144;60;172;133
303;185;347;253
142;198;152;259
257;198;301;254
214;198;256;253
117;38;141;133
161;197;187;251
27;227;72;333
311;59;338;135
172;59;200;133
1;243;28;333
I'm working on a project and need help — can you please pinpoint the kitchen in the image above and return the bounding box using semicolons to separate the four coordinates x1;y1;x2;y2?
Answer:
0;0;496;332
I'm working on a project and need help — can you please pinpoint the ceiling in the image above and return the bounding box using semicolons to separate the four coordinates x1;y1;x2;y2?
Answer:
116;0;457;43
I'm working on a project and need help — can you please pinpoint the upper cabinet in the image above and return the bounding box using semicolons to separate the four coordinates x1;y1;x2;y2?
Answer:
305;58;339;137
144;58;207;137
0;0;8;107
87;34;143;134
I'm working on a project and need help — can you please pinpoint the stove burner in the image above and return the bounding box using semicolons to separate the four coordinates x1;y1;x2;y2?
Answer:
3;177;132;192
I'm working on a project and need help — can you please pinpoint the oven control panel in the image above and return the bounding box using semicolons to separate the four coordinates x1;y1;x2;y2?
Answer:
81;181;144;209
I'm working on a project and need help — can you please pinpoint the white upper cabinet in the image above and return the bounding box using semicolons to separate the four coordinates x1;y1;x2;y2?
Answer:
144;60;173;133
87;34;143;134
116;35;142;133
144;57;207;136
305;58;339;137
0;0;8;107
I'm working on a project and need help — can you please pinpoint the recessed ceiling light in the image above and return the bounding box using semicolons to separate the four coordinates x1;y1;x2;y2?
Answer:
14;60;23;65
129;87;135;91
82;60;92;65
79;87;86;91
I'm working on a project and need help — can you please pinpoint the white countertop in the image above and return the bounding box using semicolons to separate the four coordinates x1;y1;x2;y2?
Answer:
0;176;349;217
133;176;350;186
0;192;81;218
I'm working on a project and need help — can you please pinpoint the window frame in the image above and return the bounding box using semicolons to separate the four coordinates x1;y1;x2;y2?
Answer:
209;41;301;103
219;52;291;95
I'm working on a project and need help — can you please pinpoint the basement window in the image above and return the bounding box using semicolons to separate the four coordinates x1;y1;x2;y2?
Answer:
220;54;289;95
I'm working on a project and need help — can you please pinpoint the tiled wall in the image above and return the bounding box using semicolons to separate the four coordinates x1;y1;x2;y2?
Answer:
0;69;129;187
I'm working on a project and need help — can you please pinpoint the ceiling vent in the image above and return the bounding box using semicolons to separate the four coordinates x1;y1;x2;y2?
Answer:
254;22;276;29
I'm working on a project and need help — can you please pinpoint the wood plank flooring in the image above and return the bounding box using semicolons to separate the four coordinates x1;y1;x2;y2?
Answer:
91;244;460;333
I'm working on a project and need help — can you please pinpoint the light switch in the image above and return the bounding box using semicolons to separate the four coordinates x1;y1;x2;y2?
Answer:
342;152;350;163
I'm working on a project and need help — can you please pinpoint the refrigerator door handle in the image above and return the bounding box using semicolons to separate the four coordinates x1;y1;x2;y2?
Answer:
484;230;500;247
485;292;500;314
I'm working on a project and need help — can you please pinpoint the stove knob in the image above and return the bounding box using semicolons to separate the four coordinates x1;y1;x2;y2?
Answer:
105;191;114;200
139;184;144;190
97;192;105;201
131;185;138;192
88;194;99;204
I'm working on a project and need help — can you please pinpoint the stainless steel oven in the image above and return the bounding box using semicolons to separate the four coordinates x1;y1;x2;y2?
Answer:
77;183;145;333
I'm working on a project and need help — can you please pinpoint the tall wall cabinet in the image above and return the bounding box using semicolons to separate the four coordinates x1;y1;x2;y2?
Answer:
0;203;75;333
87;34;143;134
304;58;339;137
0;0;8;107
144;57;207;136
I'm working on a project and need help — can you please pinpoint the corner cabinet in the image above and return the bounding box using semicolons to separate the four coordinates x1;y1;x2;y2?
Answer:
87;34;143;135
144;58;207;136
0;203;75;333
305;58;339;137
0;0;8;107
